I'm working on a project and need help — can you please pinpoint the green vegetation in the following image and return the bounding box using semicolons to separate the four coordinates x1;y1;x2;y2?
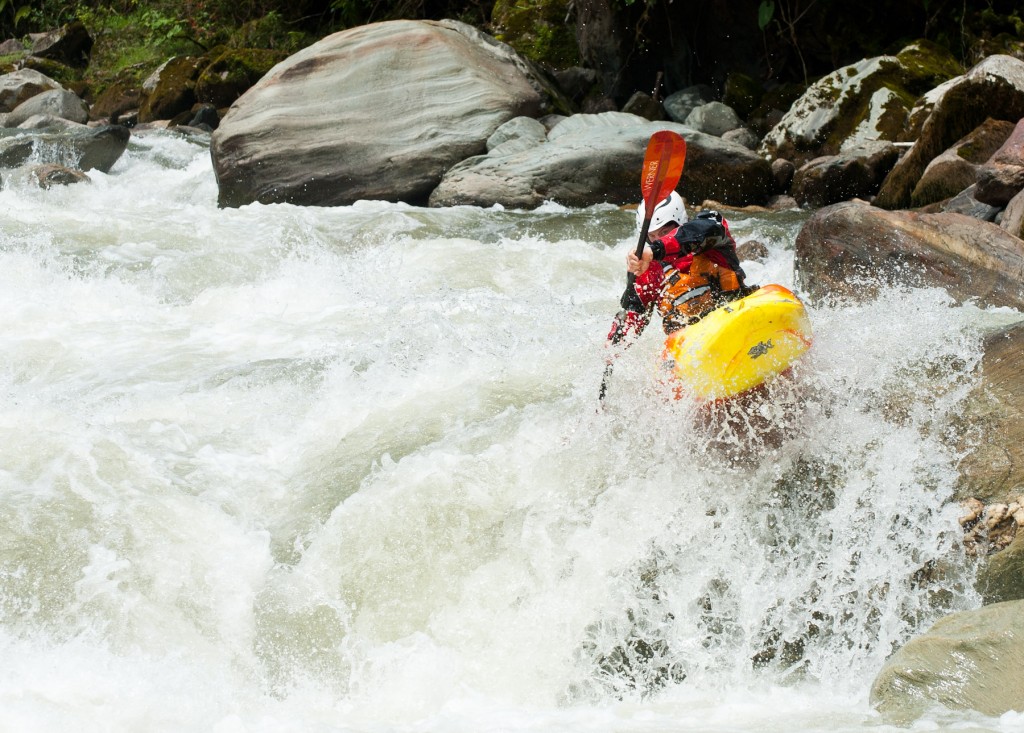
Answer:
0;0;1021;109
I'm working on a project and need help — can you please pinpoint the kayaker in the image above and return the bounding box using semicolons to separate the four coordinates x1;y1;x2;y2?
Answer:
609;191;751;342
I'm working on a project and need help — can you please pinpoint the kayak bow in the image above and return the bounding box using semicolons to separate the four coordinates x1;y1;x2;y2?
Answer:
662;284;812;401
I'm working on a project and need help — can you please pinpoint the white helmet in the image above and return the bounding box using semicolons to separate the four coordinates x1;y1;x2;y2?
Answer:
636;191;687;232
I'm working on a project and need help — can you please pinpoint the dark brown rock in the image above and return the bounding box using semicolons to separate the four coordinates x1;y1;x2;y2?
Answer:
875;55;1024;210
910;118;1016;208
28;20;92;68
794;200;1024;308
791;143;900;208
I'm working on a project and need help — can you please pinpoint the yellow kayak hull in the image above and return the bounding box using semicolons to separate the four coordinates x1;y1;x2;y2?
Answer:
662;284;812;401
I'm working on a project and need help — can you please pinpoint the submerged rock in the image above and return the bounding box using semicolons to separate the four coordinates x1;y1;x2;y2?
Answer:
0;124;130;173
870;600;1024;721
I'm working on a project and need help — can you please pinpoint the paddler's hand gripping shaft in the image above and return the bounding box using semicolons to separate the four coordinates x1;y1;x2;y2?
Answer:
600;131;687;401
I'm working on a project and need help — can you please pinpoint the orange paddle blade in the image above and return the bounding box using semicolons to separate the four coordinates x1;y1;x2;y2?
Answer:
640;131;687;213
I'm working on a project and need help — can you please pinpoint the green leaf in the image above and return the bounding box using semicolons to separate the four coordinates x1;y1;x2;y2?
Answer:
758;0;775;31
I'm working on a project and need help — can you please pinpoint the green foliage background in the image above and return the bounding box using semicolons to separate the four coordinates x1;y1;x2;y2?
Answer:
1;0;1022;105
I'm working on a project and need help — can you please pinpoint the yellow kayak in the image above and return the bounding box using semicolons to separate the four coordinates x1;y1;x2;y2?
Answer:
662;284;813;401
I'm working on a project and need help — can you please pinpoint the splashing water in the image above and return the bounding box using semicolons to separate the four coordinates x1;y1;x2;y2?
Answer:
0;130;1018;732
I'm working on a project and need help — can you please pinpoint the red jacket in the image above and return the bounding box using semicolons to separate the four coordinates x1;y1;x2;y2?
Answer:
611;211;747;340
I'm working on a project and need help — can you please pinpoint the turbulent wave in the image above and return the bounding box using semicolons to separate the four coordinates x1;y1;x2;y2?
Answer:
0;130;1012;732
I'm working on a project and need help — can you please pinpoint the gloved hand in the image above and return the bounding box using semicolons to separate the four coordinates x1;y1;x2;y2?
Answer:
607;308;649;343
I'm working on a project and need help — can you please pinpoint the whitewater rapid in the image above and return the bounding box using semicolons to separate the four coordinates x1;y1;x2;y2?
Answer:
1;129;1021;732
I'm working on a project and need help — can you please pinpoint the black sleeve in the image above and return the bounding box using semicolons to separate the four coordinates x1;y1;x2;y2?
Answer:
675;215;729;256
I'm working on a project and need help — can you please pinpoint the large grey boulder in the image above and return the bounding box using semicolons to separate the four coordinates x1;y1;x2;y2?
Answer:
428;113;773;209
870;600;1024;721
0;68;62;113
211;19;566;208
794;200;1024;308
760;42;962;167
875;55;1024;210
5;88;89;127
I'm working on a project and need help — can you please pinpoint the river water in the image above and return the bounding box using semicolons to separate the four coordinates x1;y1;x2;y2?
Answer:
2;130;1022;732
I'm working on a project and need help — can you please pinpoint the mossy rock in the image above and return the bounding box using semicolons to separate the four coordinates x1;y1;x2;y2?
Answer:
18;55;82;86
973;32;1024;60
760;42;963;165
894;39;965;93
491;0;579;69
195;48;288;109
723;71;763;119
90;79;142;122
0;50;26;72
752;82;805;118
139;55;205;123
977;531;1024;604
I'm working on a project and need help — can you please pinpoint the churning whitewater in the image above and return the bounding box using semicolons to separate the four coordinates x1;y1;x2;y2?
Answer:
0;131;1019;732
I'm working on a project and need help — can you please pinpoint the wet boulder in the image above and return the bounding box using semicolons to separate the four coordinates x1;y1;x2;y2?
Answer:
30;163;90;188
1001;188;1024;238
790;142;899;207
870;600;1024;721
620;91;664;121
978;530;1024;604
0;68;62;113
760;41;962;167
955;321;1024;507
0;124;130;173
941;184;1002;221
911;118;1016;208
428;113;773;209
211;19;565;208
875;55;1024;210
794;200;1024;309
15;114;87;131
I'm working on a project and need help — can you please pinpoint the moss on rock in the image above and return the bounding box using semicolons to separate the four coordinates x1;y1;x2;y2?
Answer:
491;0;579;69
139;55;205;123
195;48;288;108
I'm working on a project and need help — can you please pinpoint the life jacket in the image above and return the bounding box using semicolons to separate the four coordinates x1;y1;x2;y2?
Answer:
657;252;743;333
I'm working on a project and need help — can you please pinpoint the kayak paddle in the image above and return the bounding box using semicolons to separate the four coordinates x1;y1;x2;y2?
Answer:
600;130;687;401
